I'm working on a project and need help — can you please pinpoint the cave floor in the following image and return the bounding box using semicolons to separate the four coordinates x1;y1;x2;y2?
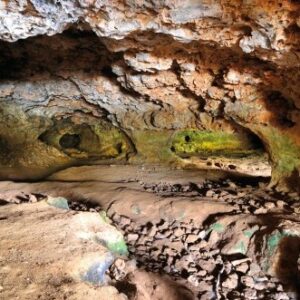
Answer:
0;165;300;299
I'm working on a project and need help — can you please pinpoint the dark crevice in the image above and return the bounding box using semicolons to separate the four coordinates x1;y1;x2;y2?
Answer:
59;133;81;149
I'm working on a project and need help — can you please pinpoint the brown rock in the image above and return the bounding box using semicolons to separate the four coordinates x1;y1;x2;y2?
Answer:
174;228;185;238
222;273;238;289
198;259;215;273
185;234;199;244
127;233;139;243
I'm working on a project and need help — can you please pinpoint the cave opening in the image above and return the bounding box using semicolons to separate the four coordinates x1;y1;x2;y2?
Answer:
59;133;81;149
0;8;299;299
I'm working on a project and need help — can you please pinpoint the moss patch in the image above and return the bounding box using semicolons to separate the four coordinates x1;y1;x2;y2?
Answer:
130;130;176;164
40;119;134;160
47;196;69;210
263;229;300;272
0;103;135;180
105;240;128;256
171;130;262;158
97;212;129;256
255;126;300;186
209;222;225;233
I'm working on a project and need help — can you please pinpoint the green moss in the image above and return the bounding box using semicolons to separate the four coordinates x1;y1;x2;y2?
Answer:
263;230;295;271
271;133;300;175
267;231;283;256
209;222;225;233
40;119;134;160
171;130;261;158
0;103;135;180
99;211;111;223
47;196;69;210
105;240;128;256
130;129;266;170
232;241;247;255
255;127;300;184
243;225;259;238
130;130;175;163
92;123;133;159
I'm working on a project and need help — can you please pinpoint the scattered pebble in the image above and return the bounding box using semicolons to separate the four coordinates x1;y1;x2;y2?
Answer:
3;178;297;300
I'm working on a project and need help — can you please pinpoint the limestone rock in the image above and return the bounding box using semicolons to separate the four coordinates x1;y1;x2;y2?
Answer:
0;0;299;191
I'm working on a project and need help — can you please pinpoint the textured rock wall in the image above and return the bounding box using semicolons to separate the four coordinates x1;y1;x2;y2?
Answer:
0;0;299;190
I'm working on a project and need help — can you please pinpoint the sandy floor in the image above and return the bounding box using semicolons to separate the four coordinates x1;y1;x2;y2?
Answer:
0;201;128;300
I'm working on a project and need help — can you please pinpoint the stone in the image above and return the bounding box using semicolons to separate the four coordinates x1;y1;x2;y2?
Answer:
119;216;131;226
274;292;290;300
235;262;249;274
197;270;207;277
174;228;185;237
241;276;255;288
253;207;268;214
1;1;300;298
276;201;286;209
188;266;198;273
198;281;213;292
163;247;174;257
199;291;216;300
185;234;199;244
174;259;186;271
189;240;208;251
47;197;69;210
162;229;173;238
187;274;199;286
231;258;251;267
198;259;215;273
264;202;276;210
169;241;183;252
248;263;261;276
222;273;238;289
146;225;156;236
253;282;267;291
155;232;165;239
244;288;257;299
277;284;284;292
188;244;198;252
207;249;219;256
223;261;232;274
126;233;139;243
206;190;214;197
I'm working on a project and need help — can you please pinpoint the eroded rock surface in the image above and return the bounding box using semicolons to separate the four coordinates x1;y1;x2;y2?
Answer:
0;200;129;300
0;0;299;190
1;3;300;299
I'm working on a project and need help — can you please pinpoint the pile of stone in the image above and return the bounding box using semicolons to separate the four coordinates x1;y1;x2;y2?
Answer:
3;178;298;299
63;178;298;299
143;179;300;215
68;201;102;212
111;214;292;300
0;191;46;204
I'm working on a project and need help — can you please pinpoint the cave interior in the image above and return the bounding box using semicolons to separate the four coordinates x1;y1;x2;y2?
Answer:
1;1;300;299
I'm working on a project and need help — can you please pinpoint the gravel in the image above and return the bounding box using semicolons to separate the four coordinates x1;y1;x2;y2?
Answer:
109;178;299;299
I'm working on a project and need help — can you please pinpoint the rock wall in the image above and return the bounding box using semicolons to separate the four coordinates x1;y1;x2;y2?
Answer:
0;0;299;190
